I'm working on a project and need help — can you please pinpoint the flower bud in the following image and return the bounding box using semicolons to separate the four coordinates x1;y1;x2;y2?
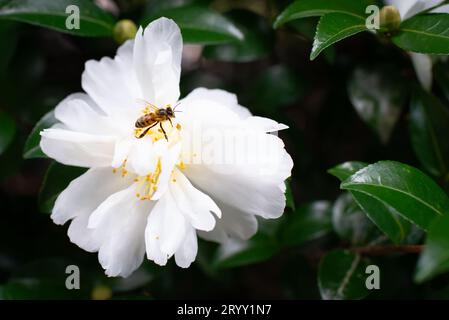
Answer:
380;5;401;32
113;19;137;44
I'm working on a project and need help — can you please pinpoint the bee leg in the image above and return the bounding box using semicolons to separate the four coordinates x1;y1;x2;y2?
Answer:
160;122;168;141
137;122;158;139
168;118;173;127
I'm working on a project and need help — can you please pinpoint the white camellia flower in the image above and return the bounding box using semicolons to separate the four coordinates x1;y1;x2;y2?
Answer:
39;17;293;277
386;0;449;90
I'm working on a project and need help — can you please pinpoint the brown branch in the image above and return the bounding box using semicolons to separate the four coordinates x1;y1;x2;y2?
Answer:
351;245;424;256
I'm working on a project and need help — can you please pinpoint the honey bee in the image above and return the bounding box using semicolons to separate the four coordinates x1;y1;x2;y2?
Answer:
135;100;180;140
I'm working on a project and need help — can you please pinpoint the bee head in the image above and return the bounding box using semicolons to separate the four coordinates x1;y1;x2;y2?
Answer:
166;106;174;117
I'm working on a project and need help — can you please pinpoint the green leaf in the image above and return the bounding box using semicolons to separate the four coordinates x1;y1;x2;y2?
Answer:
1;258;90;299
244;64;304;115
0;110;16;155
280;201;332;246
274;0;368;28
348;65;407;143
39;162;86;213
0;0;116;37
330;162;409;244
311;13;367;60
415;215;449;283
203;12;271;62
0;21;19;73
213;233;280;269
332;193;382;245
318;250;369;300
285;179;296;211
410;87;449;177
23;110;56;159
435;60;449;102
142;5;244;45
392;14;449;55
328;161;368;181
341;161;449;230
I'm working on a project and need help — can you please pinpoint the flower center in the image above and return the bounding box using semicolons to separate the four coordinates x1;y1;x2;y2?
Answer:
134;159;163;200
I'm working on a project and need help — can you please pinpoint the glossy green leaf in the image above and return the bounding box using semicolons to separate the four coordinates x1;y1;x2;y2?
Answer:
330;162;409;244
142;5;244;45
203;12;271;62
285;180;296;211
328;161;368;181
409;88;449;177
415;215;449;283
318;250;369;300
392;14;449;55
0;110;16;155
274;0;368;28
311;13;367;60
348;65;407;143
341;161;449;230
0;0;116;37
39;162;86;213
281;201;332;246
213;233;280;269
23;110;56;159
435;60;449;102
332;193;382;245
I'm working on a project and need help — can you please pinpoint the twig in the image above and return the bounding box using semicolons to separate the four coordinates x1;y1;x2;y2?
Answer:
351;245;424;256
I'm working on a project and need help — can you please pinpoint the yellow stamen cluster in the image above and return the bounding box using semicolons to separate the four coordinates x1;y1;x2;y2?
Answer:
134;159;162;200
178;161;186;170
112;159;128;177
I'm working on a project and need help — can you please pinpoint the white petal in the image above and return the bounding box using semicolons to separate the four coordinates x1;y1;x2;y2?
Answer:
145;189;187;263
243;116;289;133
81;39;141;126
151;142;182;200
52;167;133;225
183;133;293;220
432;4;449;13
52;168;134;252
170;168;220;231
133;18;182;106
54;93;121;136
174;226;198;268
410;52;433;91
181;88;252;119
385;0;416;19
390;0;446;19
144;200;168;266
40;128;115;167
112;137;135;168
198;200;258;243
126;137;160;176
89;184;153;277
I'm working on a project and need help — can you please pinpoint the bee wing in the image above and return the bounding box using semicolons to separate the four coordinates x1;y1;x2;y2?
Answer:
135;99;159;111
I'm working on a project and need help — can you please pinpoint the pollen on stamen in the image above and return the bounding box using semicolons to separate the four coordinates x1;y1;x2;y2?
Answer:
176;123;181;130
179;161;186;170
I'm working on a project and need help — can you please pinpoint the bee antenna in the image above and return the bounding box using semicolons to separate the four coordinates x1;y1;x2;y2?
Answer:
173;102;181;111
